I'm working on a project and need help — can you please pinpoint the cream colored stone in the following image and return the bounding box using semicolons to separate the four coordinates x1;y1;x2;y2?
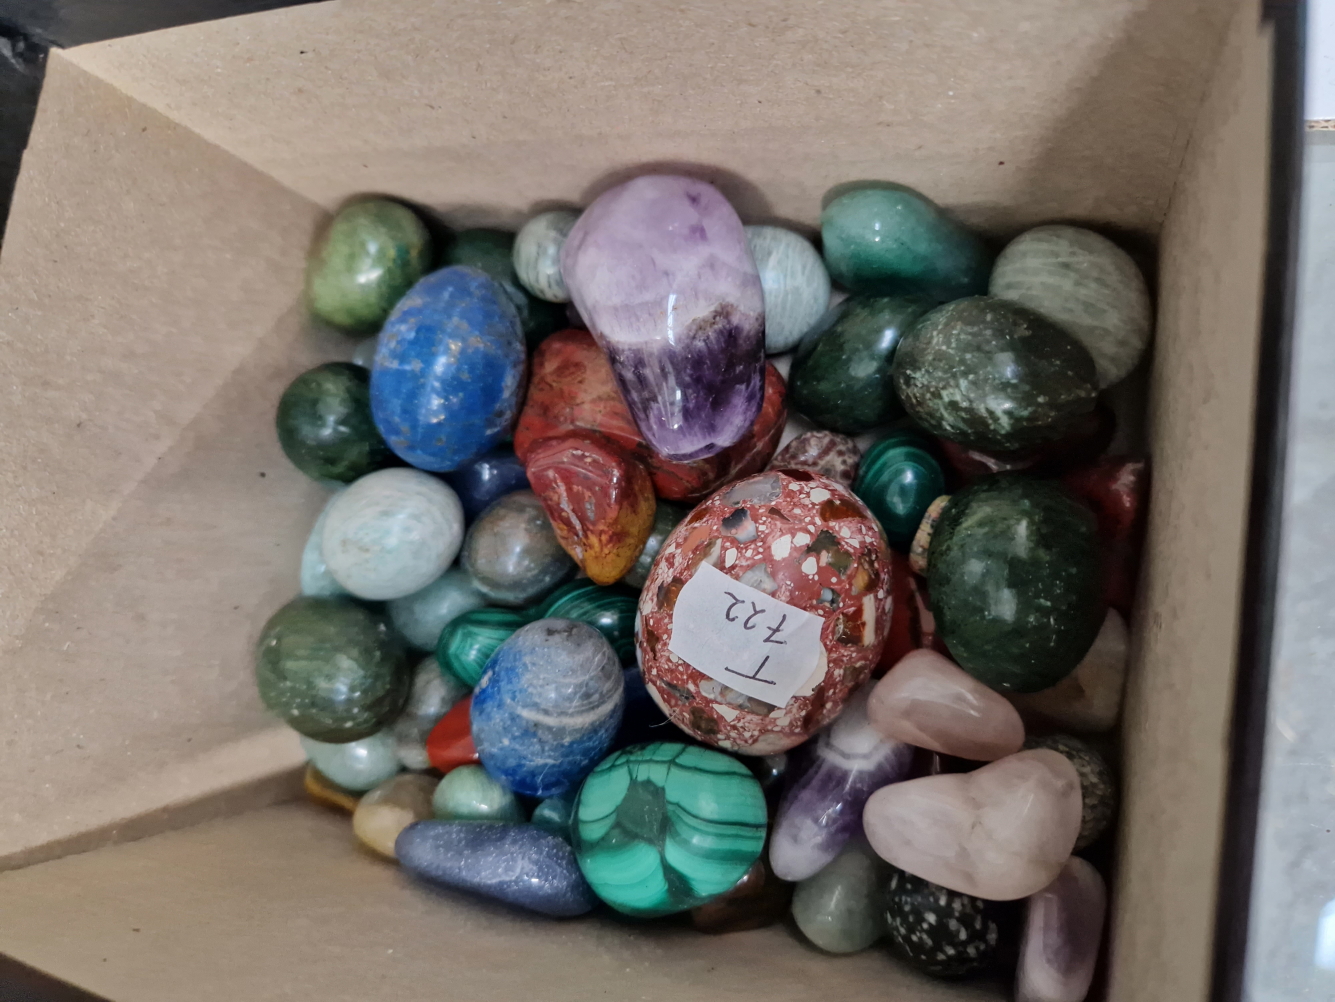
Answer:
1009;610;1128;734
351;773;438;859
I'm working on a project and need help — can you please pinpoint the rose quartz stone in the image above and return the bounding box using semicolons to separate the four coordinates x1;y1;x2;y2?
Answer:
868;649;1026;761
1016;857;1107;1002
863;749;1082;900
1008;610;1128;734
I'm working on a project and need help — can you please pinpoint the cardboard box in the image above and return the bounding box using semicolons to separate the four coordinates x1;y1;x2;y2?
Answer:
0;0;1273;998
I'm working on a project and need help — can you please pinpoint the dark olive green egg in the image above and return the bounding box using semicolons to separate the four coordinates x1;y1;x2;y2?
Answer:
276;362;396;483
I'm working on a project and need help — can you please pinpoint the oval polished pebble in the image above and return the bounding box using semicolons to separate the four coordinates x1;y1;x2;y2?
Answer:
299;490;350;598
442;228;566;350
572;742;768;917
514;209;579;303
436;606;532;687
1016;856;1107;1002
431;764;523;822
352;773;438;858
893;296;1099;453
1008;609;1128;734
472;619;624;798
869;649;1026;762
690;857;793;934
443;447;530;523
769;430;862;487
621;501;689;590
300;732;401;792
388;568;488;651
425;696;481;772
389;656;470;770
397;820;597;917
791;838;889;954
884;866;1006;978
461;490;575;607
371;265;526;471
1025;734;1116;850
305;198;431;334
1061;456;1149;618
537;579;639;663
853;430;946;550
532;793;576;840
276;363;396;483
745;224;832;354
820;185;991;301
255;596;407;742
789;296;933;434
991;224;1151;388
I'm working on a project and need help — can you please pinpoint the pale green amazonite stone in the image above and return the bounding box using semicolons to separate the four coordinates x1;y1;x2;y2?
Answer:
745;225;831;354
514;210;579;303
388;567;488;650
792;838;889;953
432;764;524;822
301;732;401;792
300;490;350;598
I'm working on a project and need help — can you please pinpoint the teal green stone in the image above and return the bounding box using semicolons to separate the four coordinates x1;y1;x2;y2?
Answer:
300;732;400;792
305;199;431;334
820;184;991;301
853;430;945;550
431;764;524;822
892;296;1099;453
435;606;532;687
572;742;768;917
255;596;408;742
621;501;689;590
276;362;396;483
537;580;639;663
788;296;933;434
532;793;576;841
443;228;566;350
928;475;1104;693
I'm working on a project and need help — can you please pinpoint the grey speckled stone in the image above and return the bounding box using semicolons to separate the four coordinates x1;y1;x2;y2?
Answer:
884;866;1006;978
1024;733;1116;850
513;209;579;303
746;225;832;354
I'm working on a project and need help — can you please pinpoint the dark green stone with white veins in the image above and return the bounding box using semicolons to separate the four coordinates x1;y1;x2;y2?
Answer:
1025;733;1117;850
276;362;396;483
928;475;1103;693
893;296;1099;452
884;867;1005;978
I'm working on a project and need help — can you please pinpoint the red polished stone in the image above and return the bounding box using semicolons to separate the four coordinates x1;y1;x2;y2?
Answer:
936;404;1116;487
1061;456;1149;617
875;552;948;677
425;697;479;773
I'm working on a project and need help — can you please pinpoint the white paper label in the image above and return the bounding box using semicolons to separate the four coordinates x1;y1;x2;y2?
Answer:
667;562;825;707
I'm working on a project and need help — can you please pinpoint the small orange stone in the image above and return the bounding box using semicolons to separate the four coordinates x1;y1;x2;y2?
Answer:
304;763;361;813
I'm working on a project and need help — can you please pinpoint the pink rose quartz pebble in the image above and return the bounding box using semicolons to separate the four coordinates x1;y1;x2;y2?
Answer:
1008;610;1128;735
862;749;1082;900
1016;857;1108;1002
868;649;1026;761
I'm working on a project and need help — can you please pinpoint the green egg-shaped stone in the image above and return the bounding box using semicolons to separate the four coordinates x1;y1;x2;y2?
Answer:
621;501;689;590
305;199;431;334
572;742;768;917
276;362;396;483
853;430;946;550
255;596;408;742
431;764;524;822
443;228;566;350
788;296;934;434
928;475;1103;693
537;579;639;663
435;606;532;687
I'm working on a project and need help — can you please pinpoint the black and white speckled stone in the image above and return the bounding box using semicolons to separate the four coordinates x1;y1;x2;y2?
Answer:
883;866;1005;978
1025;734;1117;850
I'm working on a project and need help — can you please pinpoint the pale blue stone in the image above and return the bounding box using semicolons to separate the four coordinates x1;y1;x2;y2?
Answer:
746;225;832;354
388;567;488;650
300;490;351;598
301;731;401;791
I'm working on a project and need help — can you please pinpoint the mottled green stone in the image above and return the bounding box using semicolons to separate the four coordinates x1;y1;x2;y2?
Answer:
305;199;431;334
431;764;524;822
621;501;689;590
276;362;396;483
572;742;767;917
788;296;933;434
443;228;566;350
255;596;408;742
537;580;639;663
435;606;532;687
928;476;1104;693
820;185;991;301
792;839;889;954
1025;734;1117;850
854;430;946;550
893;296;1099;452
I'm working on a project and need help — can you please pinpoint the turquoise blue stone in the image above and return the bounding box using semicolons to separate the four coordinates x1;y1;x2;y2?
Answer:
537;579;639;663
370;266;526;472
443;448;530;522
387;567;488;651
300;732;401;792
853;430;946;549
532;793;576;841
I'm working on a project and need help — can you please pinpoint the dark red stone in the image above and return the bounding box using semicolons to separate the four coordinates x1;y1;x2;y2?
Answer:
936;404;1116;488
425;697;479;773
875;551;948;677
690;857;793;933
1061;456;1149;617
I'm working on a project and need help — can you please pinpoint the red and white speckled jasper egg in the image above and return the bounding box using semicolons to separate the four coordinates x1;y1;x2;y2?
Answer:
637;469;892;754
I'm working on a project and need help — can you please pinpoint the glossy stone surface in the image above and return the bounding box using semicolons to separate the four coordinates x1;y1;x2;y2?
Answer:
461;490;575;607
927;476;1104;693
537;579;639;663
300;490;350;598
622;501;689;590
690;857;793;934
443;447;530;523
436;606;532;687
441;228;567;350
894;297;1100;453
472;619;624;798
791;838;889;954
991;224;1151;388
769;430;861;487
769;685;914;882
389;656;470;770
854;430;946;550
514;209;579;303
789;296;932;434
352;773;437;859
425;696;481;772
935;404;1116;485
864;749;1083;900
371;265;526;471
1061;457;1149;617
301;732;401;792
1016;857;1107;1002
1025;734;1116;850
639;470;892;754
745;224;831;354
276;363;395;483
388;568;488;651
821;185;991;301
304;764;361;813
432;764;523;822
398;820;597;917
255;597;407;742
572;742;767;917
532;793;576;840
513;329;786;502
306;199;431;334
1009;609;1128;734
884;866;1006;978
869;649;1026;762
561;174;765;462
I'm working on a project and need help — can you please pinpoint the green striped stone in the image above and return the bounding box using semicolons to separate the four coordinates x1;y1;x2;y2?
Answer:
435;606;532;687
853;429;945;550
537;580;639;663
572;742;767;917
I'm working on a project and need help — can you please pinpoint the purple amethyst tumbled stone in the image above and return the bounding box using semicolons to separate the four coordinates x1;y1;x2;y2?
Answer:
560;175;765;462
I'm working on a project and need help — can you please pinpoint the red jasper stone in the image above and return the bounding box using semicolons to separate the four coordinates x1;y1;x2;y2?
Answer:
1061;456;1149;617
876;552;948;677
936;404;1116;487
425;697;479;773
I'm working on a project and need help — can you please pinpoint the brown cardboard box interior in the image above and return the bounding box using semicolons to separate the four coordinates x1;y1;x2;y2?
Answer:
0;1;1269;999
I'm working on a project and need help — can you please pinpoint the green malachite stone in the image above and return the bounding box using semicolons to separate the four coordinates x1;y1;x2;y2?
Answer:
435;606;532;687
305;199;431;334
928;476;1104;693
443;228;566;350
788;296;934;434
572;742;768;917
893;296;1099;453
621;501;689;590
276;362;396;483
854;430;946;550
536;579;639;663
820;184;991;302
255;596;408;742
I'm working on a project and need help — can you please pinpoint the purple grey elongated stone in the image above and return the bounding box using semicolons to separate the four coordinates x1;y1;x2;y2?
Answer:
769;685;914;882
560;175;765;462
1016;856;1108;1002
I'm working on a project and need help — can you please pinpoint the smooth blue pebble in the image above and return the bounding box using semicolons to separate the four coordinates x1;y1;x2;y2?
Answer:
444;447;531;522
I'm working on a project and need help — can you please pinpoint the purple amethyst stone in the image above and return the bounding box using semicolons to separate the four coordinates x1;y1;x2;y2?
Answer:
560;175;765;462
